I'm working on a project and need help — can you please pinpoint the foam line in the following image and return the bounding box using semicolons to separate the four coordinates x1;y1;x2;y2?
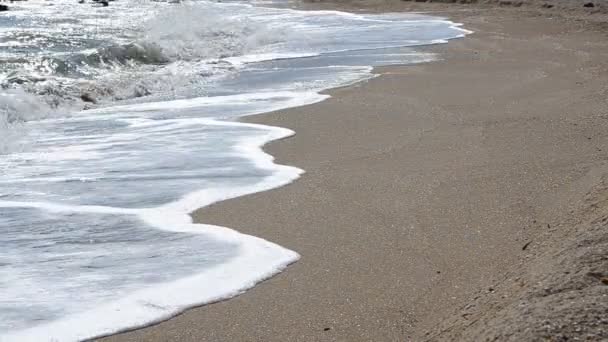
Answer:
0;200;137;215
3;220;298;342
86;91;329;117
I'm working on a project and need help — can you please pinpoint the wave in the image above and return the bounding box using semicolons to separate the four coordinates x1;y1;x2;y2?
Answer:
0;1;291;127
0;1;470;157
141;3;287;61
0;89;53;124
0;89;57;154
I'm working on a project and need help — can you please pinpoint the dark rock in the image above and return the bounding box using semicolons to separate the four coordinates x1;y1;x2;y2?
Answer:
584;2;595;7
81;93;97;104
522;241;532;250
542;3;554;8
0;4;8;11
587;272;608;284
499;0;523;6
323;327;331;331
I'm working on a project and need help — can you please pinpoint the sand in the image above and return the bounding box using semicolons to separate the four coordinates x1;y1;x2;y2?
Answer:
102;3;608;341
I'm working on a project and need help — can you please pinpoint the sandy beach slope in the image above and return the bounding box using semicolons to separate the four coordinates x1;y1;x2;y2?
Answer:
102;4;608;341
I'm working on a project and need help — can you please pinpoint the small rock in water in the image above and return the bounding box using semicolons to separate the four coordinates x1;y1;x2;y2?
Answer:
81;93;97;104
0;4;9;11
584;2;595;7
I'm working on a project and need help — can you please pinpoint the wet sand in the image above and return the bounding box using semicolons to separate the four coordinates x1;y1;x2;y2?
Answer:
103;4;608;341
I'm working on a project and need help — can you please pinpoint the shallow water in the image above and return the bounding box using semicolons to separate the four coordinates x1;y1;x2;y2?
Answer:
0;1;468;340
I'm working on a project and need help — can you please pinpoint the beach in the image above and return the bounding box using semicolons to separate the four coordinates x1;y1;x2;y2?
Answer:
3;3;472;340
100;2;608;341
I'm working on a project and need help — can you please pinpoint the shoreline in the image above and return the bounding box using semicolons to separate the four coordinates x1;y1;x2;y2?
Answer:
103;4;608;342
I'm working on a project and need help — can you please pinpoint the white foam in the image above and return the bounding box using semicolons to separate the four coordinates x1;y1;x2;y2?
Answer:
86;91;328;116
0;123;301;342
225;52;321;65
4;231;297;342
0;89;326;342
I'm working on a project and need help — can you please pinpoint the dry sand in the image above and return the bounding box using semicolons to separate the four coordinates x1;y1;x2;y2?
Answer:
102;3;608;341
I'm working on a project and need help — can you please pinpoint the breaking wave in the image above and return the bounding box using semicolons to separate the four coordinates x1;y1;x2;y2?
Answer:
141;4;288;61
0;1;289;129
0;89;56;154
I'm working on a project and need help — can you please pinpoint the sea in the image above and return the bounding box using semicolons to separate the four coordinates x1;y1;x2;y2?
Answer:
0;1;468;340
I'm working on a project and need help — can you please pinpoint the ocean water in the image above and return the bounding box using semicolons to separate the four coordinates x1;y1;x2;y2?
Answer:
0;1;469;340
